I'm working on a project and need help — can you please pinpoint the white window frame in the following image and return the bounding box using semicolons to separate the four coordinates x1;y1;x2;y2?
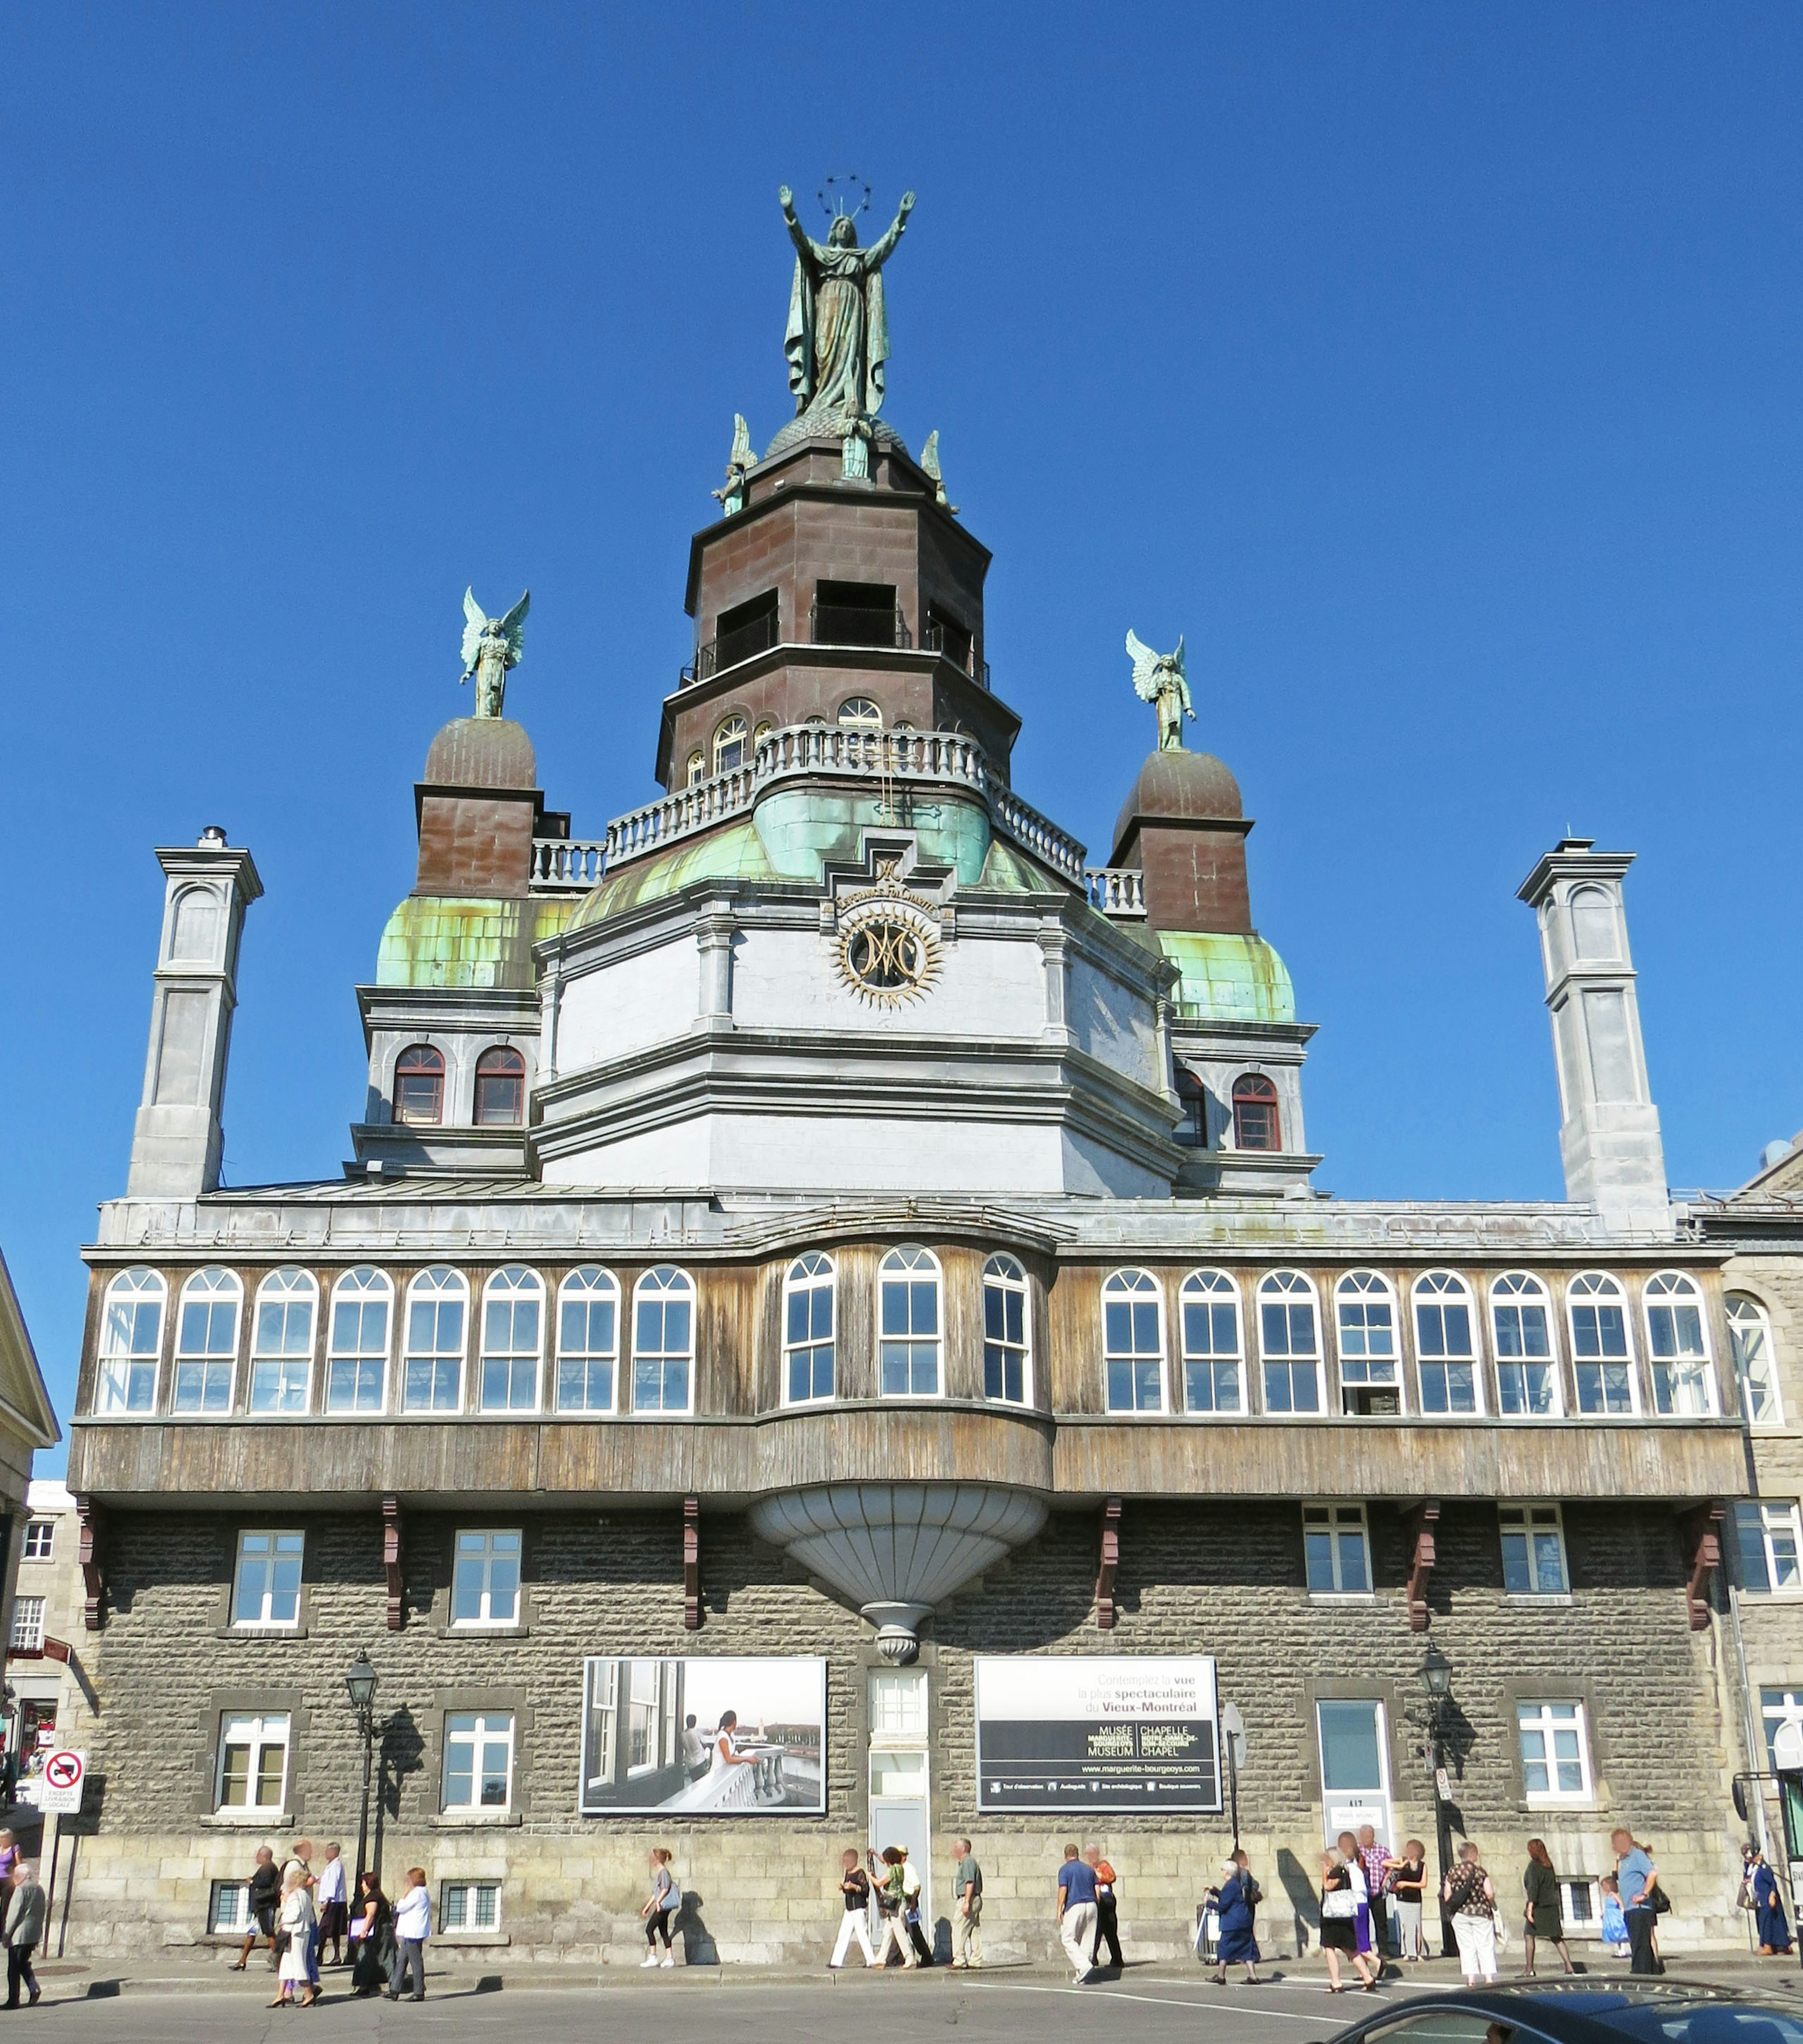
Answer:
1179;1270;1244;1416
325;1268;392;1415
878;1246;942;1400
1643;1271;1717;1418
231;1528;305;1630
95;1267;166;1416
9;1597;44;1653
1302;1501;1372;1599
555;1267;618;1415
1258;1271;1325;1416
450;1528;522;1628
1517;1700;1594;1805
1566;1273;1639;1417
1760;1687;1803;1771
1729;1294;1784;1429
632;1266;696;1416
208;1881;253;1935
402;1267;469;1415
478;1266;544;1415
713;712;749;775
440;1881;502;1932
782;1252;836;1407
216;1711;291;1816
1412;1270;1484;1417
1736;1500;1803;1597
248;1268;316;1415
1561;1878;1601;1936
1499;1503;1570;1599
1334;1270;1401;1411
1102;1268;1167;1415
172;1267;243;1416
1490;1272;1563;1419
442;1710;515;1813
22;1520;53;1564
982;1254;1032;1405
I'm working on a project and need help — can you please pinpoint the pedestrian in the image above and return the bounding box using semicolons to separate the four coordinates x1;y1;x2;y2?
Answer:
0;1835;19;1887
1057;1842;1099;1985
316;1843;348;1968
1523;1839;1575;1976
1336;1829;1376;1966
829;1848;877;1969
1086;1843;1124;1973
949;1836;983;1971
869;1846;917;1968
1357;1825;1393;1962
1443;1842;1499;1987
348;1872;393;1997
640;1847;678;1967
1598;1874;1630;1957
270;1867;319;2009
1319;1846;1378;1994
1207;1856;1262;1985
284;1838;319;1991
1384;1840;1428;1962
900;1847;932;1964
3;1861;45;2009
231;1845;282;1971
387;1867;431;2002
1611;1828;1662;1977
1746;1844;1792;1956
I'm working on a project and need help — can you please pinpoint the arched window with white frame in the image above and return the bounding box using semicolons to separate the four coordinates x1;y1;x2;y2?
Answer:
1413;1271;1482;1415
326;1268;391;1414
1335;1271;1400;1416
783;1253;836;1405
1258;1272;1322;1414
249;1269;316;1414
403;1267;468;1413
173;1268;242;1414
983;1255;1031;1404
1103;1269;1165;1413
633;1266;695;1414
1729;1293;1783;1427
556;1268;618;1414
1567;1273;1635;1415
879;1247;940;1397
1490;1273;1559;1417
95;1268;165;1415
479;1267;543;1413
1644;1272;1715;1416
1180;1271;1242;1415
713;712;749;775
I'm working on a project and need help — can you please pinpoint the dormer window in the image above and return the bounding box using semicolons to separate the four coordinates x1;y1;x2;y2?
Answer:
394;1045;444;1126
1174;1069;1208;1146
1232;1073;1279;1151
474;1047;525;1127
812;580;901;648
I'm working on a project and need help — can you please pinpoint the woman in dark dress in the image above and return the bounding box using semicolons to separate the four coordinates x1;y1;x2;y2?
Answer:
1748;1846;1794;1955
348;1872;393;1996
1319;1850;1378;1994
1208;1857;1262;1984
1523;1839;1574;1975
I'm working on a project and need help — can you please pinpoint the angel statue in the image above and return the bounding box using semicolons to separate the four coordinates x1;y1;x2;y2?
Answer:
460;588;530;720
1126;630;1194;752
711;414;756;516
781;183;915;422
920;430;957;513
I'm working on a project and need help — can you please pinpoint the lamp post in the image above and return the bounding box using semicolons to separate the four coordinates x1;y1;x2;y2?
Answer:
1219;1703;1245;1855
344;1649;380;1895
1419;1643;1455;1959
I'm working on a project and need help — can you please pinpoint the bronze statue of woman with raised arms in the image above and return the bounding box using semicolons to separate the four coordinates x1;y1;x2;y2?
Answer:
780;184;915;423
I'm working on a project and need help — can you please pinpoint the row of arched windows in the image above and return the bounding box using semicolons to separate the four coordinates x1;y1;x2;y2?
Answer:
683;699;899;787
393;1046;524;1129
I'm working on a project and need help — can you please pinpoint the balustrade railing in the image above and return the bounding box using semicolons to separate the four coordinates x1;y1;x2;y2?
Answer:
528;838;607;892
681;609;781;686
810;600;910;650
1084;868;1147;917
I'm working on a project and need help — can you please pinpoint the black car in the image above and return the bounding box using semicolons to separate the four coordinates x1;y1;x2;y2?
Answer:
1326;1977;1803;2042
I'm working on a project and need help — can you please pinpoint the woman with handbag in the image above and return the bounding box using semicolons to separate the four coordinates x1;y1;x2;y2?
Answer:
1745;1845;1793;1956
1318;1848;1378;1994
1523;1840;1574;1975
1443;1842;1499;1986
1611;1828;1664;1976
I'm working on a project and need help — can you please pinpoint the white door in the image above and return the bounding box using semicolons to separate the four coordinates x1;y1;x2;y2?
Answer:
1317;1698;1394;1848
869;1671;931;1924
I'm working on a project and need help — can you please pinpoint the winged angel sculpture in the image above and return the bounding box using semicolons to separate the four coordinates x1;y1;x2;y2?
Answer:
460;588;530;719
1126;630;1194;751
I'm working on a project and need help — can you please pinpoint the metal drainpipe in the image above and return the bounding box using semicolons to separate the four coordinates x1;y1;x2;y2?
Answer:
1726;1573;1783;1944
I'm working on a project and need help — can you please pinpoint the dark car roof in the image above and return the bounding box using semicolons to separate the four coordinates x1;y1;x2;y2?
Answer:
1330;1977;1803;2042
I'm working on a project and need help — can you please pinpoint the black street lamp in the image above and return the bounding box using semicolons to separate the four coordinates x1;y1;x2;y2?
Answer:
344;1650;380;1895
1419;1643;1456;1958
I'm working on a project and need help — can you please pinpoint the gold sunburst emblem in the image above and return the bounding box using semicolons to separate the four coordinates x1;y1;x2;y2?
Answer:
833;881;940;1006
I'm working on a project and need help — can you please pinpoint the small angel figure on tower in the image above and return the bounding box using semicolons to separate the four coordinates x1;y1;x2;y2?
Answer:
1126;630;1194;752
461;588;530;719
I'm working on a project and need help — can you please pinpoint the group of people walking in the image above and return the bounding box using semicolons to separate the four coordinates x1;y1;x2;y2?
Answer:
233;1840;433;2005
825;1838;985;1971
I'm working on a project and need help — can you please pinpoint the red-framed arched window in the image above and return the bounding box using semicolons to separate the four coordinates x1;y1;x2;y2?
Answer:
393;1045;445;1126
1174;1068;1208;1147
1231;1073;1279;1152
474;1047;525;1128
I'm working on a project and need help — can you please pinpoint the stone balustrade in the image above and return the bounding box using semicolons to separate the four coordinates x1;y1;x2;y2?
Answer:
528;838;607;892
1084;867;1147;917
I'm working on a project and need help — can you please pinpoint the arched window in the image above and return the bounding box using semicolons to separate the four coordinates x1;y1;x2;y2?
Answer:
1567;1273;1634;1415
633;1266;695;1414
1232;1074;1280;1151
403;1267;467;1413
326;1268;391;1414
393;1045;444;1127
983;1254;1031;1404
1728;1293;1782;1427
1258;1272;1321;1414
1102;1269;1165;1413
837;696;883;729
879;1247;940;1397
96;1268;165;1415
713;713;749;775
479;1266;543;1413
783;1253;835;1405
173;1268;242;1414
1174;1069;1208;1148
752;719;775;748
1180;1271;1241;1414
1413;1272;1480;1415
686;750;705;788
249;1269;316;1414
1645;1272;1714;1416
1491;1273;1557;1417
1570;885;1618;960
556;1268;618;1414
1335;1272;1399;1414
474;1047;525;1127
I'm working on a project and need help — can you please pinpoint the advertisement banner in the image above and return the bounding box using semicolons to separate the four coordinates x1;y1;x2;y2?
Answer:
578;1656;824;1815
975;1656;1220;1812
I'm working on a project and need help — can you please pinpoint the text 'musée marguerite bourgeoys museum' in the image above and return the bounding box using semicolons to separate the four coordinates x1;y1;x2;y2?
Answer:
52;184;1803;1965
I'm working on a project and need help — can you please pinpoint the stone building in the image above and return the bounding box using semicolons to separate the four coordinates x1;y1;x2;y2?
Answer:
0;1259;64;1783
5;1483;97;1783
56;212;1781;1967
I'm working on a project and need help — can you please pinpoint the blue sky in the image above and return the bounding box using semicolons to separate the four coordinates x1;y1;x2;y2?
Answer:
4;5;1799;1463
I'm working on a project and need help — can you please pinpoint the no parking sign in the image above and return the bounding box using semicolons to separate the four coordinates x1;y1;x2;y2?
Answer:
37;1750;84;1815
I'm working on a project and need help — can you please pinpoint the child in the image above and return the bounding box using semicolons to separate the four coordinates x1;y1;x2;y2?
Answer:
640;1849;677;1967
1599;1874;1629;1957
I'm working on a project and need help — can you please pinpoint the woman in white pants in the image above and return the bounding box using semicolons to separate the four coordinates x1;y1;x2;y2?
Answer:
1443;1843;1499;1986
